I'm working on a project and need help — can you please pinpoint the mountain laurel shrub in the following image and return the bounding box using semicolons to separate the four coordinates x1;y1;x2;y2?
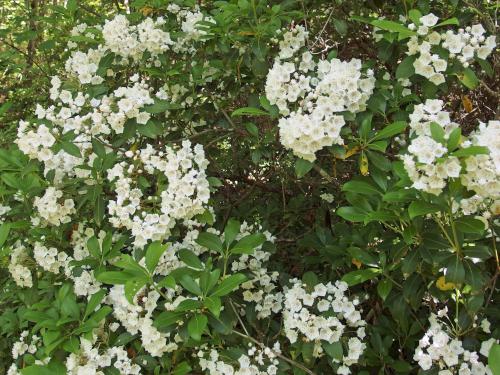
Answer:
0;0;499;374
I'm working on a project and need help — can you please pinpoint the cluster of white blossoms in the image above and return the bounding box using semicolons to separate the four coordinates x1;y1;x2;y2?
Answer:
461;121;500;200
32;187;75;226
413;313;496;374
107;285;178;357
66;15;173;83
282;279;366;373
62;225;105;297
0;204;10;224
33;242;68;274
198;344;281;375
16;76;92;183
65;337;141;375
276;24;308;60
404;104;500;198
166;4;215;53
106;16;173;60
8;242;33;288
107;140;210;247
11;331;39;360
409;99;458;137
402;100;461;195
266;26;375;161
403;13;496;84
232;223;282;319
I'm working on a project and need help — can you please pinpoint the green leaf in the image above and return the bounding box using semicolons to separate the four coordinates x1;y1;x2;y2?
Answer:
377;279;393;301
114;254;149;277
188;313;208;341
347;247;378;265
447;128;461;151
451;146;489;158
0;102;12;117
489;343;500;375
179;275;202;296
245;122;259;137
157;275;176;289
154;311;184;328
172;362;193;375
341;268;381;286
231;233;266;254
295;158;313;178
60;141;82;158
446;256;465;284
195;232;223;253
211;273;247;297
396;55;416;79
0;222;11;248
175;299;202;312
371;121;407;141
430;122;445;144
302;271;318;288
66;0;77;13
436;18;459;27
145;241;168;273
96;271;137;285
408;201;441;219
138;119;163;138
143;100;172;113
84;290;106;319
124;278;147;304
333;18;348;35
454;217;485;234
323;341;343;361
336;206;367;222
178;249;204;270
231;107;270;117
204;296;222;317
371;19;417;38
342;180;382;195
86;236;101;258
224;218;241;246
459;68;479;89
91;138;106;158
408;9;422;25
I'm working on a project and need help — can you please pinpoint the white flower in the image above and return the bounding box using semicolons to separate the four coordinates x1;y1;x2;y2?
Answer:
420;13;439;27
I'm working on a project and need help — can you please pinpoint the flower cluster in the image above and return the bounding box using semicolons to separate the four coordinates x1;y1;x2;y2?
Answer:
33;242;68;274
107;285;178;357
266;27;375;160
12;331;39;360
402;100;461;195
198;344;281;375
413;313;496;374
282;279;366;372
403;13;496;84
461;120;500;200
66;15;173;84
32;187;75;226
232;223;282;319
65;337;141;374
107;140;210;247
8;242;33;288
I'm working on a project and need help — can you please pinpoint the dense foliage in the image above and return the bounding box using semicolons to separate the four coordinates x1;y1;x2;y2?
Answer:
0;0;499;374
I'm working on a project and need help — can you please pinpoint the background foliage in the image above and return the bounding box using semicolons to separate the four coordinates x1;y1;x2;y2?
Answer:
0;0;499;374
